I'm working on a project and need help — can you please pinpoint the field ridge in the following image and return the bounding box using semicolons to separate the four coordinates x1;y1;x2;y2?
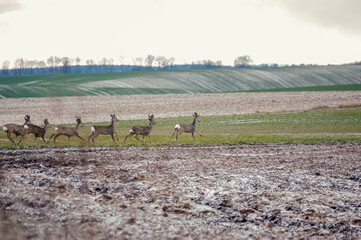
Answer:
1;65;361;98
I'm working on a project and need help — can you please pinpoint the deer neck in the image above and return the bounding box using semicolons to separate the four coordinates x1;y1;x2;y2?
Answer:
192;117;199;126
110;119;116;129
75;123;82;131
44;125;51;131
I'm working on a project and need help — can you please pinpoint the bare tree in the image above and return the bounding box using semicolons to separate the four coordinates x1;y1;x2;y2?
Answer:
135;57;143;66
119;56;124;65
75;57;81;73
13;58;25;76
234;55;253;68
2;61;10;77
61;57;73;73
155;56;167;68
37;61;47;74
145;55;155;67
86;59;95;73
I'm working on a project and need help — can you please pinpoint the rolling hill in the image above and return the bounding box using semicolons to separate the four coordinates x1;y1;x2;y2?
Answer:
0;65;361;98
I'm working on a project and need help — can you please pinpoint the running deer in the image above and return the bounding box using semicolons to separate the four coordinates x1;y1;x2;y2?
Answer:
3;115;31;144
124;114;156;144
18;119;51;145
48;116;86;144
168;112;201;142
88;114;120;143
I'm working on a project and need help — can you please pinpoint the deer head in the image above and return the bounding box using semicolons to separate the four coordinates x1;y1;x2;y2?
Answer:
111;114;119;123
24;115;31;124
75;116;85;128
43;118;50;127
193;112;200;122
148;114;156;125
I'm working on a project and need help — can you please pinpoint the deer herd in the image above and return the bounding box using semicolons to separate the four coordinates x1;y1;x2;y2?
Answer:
2;113;202;146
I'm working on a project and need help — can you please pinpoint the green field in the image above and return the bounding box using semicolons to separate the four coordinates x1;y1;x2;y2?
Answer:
1;107;360;148
1;65;361;98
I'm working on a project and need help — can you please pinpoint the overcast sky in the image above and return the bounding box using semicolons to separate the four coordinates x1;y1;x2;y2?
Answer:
0;0;360;66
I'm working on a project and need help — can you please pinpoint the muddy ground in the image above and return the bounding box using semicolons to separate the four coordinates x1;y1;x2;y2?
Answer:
1;91;361;124
0;144;360;239
1;92;361;239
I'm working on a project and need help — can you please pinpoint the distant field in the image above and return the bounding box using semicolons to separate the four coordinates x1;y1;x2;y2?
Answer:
1;65;361;98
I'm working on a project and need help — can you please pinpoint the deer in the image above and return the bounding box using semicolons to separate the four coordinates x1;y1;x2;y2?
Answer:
17;118;51;145
168;112;201;142
48;116;86;144
88;114;120;143
124;114;156;144
3;115;32;144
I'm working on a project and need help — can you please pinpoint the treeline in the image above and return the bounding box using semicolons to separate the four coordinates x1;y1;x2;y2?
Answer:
0;55;231;77
2;54;357;77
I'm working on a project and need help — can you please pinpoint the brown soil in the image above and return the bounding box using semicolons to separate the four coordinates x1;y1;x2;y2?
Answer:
1;91;360;125
1;92;361;239
1;144;361;239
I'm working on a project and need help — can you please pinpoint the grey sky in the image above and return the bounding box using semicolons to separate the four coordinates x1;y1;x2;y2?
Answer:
0;0;22;14
0;0;360;66
267;0;361;35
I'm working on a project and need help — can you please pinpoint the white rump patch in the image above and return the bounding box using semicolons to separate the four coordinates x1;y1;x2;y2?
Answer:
3;126;7;131
129;129;134;133
24;125;29;129
91;126;95;133
55;127;58;131
175;124;181;130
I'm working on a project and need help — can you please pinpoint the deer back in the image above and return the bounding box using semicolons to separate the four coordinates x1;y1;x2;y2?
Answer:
55;116;84;136
3;115;32;136
91;114;119;135
130;114;155;135
24;119;50;137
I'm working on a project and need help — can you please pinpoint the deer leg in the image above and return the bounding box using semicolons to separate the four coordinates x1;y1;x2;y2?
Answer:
90;133;100;143
148;135;152;144
111;133;115;142
53;134;60;143
135;134;143;142
88;133;94;143
6;133;16;145
124;133;133;143
195;130;202;136
48;134;55;143
42;136;47;144
192;132;195;141
168;131;176;143
113;132;119;141
75;133;86;142
68;136;71;145
17;136;24;145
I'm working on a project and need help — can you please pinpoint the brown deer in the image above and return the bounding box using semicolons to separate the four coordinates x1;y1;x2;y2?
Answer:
124;114;156;144
3;115;31;144
48;116;86;144
18;119;51;145
88;114;119;143
168;112;201;142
